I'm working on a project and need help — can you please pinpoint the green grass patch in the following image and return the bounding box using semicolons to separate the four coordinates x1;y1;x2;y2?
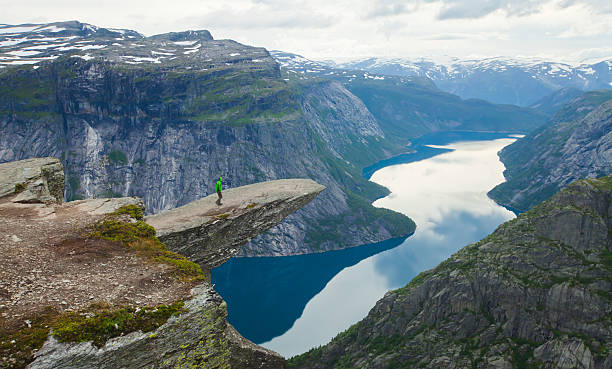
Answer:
287;346;325;368
366;335;404;355
88;217;204;282
112;204;144;220
0;300;187;368
586;175;612;192
0;307;57;369
14;183;26;194
53;302;185;347
333;354;357;369
510;338;540;368
600;249;612;271
108;150;128;165
393;269;435;296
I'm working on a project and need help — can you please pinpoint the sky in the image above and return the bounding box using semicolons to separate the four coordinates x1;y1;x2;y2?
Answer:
2;0;612;63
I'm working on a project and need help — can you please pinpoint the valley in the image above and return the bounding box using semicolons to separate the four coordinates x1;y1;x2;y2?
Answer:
0;16;611;369
213;132;518;357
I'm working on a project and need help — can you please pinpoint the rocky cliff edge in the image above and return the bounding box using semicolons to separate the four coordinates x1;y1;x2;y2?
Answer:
0;158;323;369
147;179;325;269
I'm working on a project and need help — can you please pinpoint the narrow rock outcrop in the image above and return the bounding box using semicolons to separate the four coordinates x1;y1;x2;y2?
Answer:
146;179;325;268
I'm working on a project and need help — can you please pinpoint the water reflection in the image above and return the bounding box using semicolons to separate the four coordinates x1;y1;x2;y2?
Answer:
363;131;522;179
211;236;408;343
212;134;517;358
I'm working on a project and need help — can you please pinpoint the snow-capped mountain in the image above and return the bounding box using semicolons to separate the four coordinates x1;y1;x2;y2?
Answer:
0;21;270;71
270;50;611;106
271;50;431;86
337;57;612;106
0;21;143;66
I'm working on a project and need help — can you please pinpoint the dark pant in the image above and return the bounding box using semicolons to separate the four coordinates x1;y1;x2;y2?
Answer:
216;190;222;204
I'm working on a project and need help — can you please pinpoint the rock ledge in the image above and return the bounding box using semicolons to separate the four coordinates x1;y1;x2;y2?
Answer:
146;179;325;268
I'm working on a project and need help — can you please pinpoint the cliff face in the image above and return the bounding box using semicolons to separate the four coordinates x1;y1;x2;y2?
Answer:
0;22;414;256
289;176;612;369
0;158;324;369
489;90;612;212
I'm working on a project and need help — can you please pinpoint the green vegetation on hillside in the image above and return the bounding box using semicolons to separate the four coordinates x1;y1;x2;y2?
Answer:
0;68;59;120
489;90;612;212
53;302;186;346
300;113;416;250
183;72;301;125
345;79;547;141
108;150;128;165
549;89;612;124
304;191;416;251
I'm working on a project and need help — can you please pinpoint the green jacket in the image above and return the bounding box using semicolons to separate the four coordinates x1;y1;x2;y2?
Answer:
216;177;222;192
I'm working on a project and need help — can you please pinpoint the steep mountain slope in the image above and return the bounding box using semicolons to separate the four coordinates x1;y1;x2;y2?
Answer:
289;175;612;369
0;21;414;256
489;90;612;212
337;56;612;106
529;87;584;116
272;51;548;140
345;78;546;140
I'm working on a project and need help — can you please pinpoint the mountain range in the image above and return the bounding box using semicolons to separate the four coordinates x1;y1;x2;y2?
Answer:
0;21;548;256
272;50;548;139
335;56;612;106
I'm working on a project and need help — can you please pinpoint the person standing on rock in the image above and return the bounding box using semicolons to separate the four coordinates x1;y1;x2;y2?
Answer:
216;176;223;205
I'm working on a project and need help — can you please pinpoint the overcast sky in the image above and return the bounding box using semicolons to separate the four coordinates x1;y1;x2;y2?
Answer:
3;0;611;63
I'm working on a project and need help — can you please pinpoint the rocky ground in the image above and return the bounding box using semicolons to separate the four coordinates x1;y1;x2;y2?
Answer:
1;158;325;368
0;196;194;331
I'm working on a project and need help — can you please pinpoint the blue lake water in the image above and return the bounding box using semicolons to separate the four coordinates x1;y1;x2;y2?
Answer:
212;132;519;358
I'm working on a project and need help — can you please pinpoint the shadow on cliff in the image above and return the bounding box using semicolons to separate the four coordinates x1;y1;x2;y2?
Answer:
211;235;409;344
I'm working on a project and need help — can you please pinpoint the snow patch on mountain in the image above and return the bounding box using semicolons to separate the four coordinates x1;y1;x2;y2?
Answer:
0;21;272;70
